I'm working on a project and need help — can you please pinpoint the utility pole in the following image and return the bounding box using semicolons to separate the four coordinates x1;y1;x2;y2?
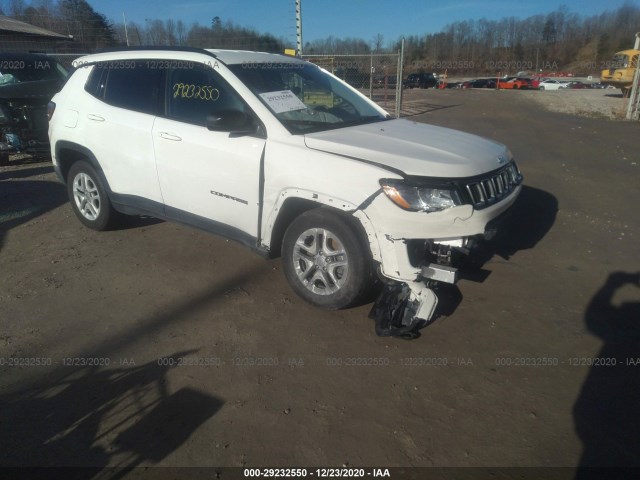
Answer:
396;37;405;119
123;12;130;46
625;32;640;120
295;0;303;56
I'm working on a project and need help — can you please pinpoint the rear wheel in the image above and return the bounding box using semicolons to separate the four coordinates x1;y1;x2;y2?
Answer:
282;209;374;309
67;161;117;231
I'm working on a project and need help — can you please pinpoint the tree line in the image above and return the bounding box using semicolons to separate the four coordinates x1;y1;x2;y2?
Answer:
305;4;640;74
1;0;284;52
2;1;639;74
395;3;640;74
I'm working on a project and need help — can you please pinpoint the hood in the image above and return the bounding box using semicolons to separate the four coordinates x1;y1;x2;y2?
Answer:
304;118;511;178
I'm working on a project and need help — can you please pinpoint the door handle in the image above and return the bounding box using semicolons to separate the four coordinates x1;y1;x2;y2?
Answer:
87;114;105;122
159;132;182;141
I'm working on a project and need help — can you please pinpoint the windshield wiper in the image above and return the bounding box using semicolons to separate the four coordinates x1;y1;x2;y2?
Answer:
340;115;389;128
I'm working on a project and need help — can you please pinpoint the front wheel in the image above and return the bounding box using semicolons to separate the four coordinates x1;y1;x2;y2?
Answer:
282;209;374;309
67;160;117;231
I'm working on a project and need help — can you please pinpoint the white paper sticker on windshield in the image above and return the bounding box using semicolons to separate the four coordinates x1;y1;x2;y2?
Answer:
259;90;307;114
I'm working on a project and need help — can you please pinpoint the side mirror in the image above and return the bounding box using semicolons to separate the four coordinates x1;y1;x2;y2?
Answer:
206;109;255;134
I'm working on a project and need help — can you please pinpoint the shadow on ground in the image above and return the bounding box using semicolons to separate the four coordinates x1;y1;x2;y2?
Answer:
0;176;68;252
0;166;163;250
574;271;640;475
433;186;559;322
0;164;54;181
0;241;270;471
0;352;223;476
402;102;463;117
463;185;559;268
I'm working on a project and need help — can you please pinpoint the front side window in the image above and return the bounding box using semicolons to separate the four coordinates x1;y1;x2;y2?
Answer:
167;63;246;126
229;61;389;134
102;61;165;115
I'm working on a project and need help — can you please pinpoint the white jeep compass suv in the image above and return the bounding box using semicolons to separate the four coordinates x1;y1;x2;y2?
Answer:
48;47;522;336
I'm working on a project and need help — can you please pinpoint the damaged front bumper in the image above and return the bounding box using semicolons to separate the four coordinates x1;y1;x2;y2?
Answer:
369;282;439;338
369;247;461;339
365;184;522;337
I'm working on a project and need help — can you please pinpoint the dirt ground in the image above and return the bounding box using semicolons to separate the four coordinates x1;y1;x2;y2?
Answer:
1;88;639;478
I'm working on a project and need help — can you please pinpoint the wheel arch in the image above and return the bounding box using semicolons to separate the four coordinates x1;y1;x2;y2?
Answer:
55;141;108;189
265;194;377;263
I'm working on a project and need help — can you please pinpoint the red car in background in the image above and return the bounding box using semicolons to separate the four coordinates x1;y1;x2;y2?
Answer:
496;77;531;89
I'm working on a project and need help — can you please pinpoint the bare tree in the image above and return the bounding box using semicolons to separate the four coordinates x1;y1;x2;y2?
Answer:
372;33;384;52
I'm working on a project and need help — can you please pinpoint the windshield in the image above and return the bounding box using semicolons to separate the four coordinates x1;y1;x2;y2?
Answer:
610;54;630;69
0;57;68;86
228;61;389;134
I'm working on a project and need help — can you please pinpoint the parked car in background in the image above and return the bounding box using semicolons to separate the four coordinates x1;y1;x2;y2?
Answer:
334;67;365;89
0;53;68;164
403;72;438;89
463;78;497;89
537;79;568;90
372;74;397;89
521;77;540;89
561;81;588;89
496;77;530;89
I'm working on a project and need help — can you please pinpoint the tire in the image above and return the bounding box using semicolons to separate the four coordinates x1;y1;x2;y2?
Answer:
282;208;375;310
66;160;117;231
539;86;545;91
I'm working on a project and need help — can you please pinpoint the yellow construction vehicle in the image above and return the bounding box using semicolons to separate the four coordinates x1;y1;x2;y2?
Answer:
601;33;640;95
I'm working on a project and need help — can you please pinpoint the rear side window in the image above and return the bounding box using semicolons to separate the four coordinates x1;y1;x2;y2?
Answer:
99;61;165;115
84;66;106;98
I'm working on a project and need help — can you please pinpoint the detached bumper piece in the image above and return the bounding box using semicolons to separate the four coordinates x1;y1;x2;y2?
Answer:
369;282;438;339
422;263;458;284
370;262;458;338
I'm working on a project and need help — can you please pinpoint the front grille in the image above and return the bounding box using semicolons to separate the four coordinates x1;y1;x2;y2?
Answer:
464;163;522;209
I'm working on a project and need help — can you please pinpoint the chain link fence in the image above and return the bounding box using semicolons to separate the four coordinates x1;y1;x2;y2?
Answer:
302;53;403;117
625;63;640;121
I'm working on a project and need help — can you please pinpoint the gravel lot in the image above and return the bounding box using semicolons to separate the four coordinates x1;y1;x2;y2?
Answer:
1;88;639;478
517;88;629;119
400;85;631;120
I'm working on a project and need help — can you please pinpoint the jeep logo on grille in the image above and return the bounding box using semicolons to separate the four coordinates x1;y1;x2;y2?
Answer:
497;155;507;165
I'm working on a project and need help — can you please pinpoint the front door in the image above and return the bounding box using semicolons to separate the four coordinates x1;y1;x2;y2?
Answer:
152;62;265;241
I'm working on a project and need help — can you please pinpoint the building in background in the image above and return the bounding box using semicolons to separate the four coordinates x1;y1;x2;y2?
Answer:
0;15;73;53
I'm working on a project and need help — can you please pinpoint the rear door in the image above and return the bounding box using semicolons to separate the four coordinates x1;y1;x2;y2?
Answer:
82;61;165;205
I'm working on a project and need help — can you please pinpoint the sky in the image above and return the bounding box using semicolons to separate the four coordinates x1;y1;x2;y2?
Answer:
91;0;636;46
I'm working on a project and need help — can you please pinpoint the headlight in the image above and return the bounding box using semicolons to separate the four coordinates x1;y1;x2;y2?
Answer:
379;179;461;213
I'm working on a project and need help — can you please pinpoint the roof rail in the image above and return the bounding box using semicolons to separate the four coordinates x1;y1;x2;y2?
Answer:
93;46;217;58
